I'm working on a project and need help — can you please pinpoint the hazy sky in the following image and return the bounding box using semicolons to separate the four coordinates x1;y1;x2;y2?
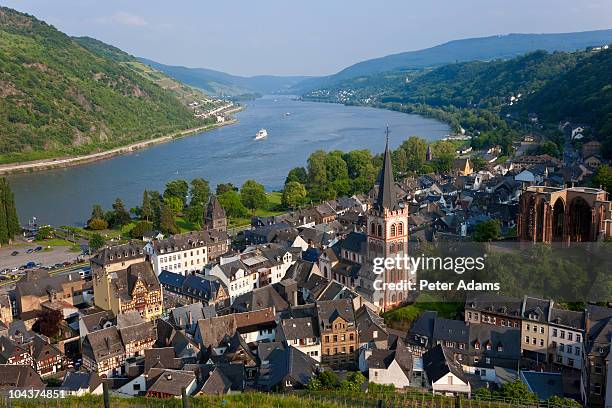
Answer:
4;0;612;76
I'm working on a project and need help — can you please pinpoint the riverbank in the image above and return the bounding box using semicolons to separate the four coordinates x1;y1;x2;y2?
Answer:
0;113;241;176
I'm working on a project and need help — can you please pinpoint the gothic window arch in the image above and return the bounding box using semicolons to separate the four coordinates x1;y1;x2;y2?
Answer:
377;224;383;237
390;224;396;237
398;222;404;236
370;222;376;235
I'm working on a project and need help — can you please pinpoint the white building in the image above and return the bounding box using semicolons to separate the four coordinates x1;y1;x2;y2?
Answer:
548;308;586;370
279;317;321;362
145;231;210;275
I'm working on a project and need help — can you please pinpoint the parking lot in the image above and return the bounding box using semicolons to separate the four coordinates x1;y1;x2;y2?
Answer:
0;242;82;271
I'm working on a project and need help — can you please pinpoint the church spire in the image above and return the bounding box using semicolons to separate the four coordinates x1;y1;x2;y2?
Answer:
375;127;400;211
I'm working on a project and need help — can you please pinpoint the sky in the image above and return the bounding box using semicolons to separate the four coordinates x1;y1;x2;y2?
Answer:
3;0;612;76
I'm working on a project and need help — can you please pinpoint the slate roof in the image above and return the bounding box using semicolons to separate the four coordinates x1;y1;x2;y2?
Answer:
196;308;276;348
355;305;387;344
231;285;289;313
548;308;585;331
0;336;28;362
521;296;553;323
521;371;564;400
206;195;226;220
16;270;82;298
375;138;400;211
146;369;196;396
169;302;216;328
108;261;160;302
466;294;522;318
468;325;521;367
82;326;124;364
279;317;318;341
423;345;467;384
367;343;412;376
334;231;367;254
31;335;62;361
317;299;355;327
200;366;232;394
257;346;318;390
118;320;156;346
144;348;183;374
152;230;215;253
79;310;115;334
61;372;102;393
0;364;44;389
433;318;469;344
90;242;144;266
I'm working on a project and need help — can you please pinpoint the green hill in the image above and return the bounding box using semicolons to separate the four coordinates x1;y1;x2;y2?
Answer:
515;48;612;156
0;7;212;164
295;30;612;92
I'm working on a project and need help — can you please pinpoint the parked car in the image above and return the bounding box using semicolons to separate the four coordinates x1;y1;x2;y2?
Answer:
10;251;18;256
26;248;34;254
25;262;36;269
34;246;43;252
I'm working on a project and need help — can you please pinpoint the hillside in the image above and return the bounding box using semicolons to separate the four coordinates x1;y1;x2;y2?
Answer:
0;7;212;164
515;48;612;157
139;57;311;97
295;30;612;91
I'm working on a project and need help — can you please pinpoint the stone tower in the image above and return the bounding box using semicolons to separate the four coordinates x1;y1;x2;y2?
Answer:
366;134;410;310
204;195;227;233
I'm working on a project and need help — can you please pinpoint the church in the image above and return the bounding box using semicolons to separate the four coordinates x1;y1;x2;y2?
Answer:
319;137;413;311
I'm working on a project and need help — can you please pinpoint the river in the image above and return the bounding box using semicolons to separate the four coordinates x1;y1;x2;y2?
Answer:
7;96;449;226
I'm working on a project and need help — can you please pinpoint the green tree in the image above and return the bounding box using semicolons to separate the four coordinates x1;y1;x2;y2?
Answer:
130;221;154;239
111;198;131;227
497;380;538;403
218;191;248;218
159;205;179;235
285;167;308;185
216;183;238;195
339;371;366;392
471;156;487;172
345;150;374;179
307;150;328;187
89;233;105;252
163;180;189;206
148;191;162;224
400;136;428;172
592;165;612;193
36;225;54;241
164;196;184;215
186;203;204;226
282;181;307;209
141;190;154;221
0;178;20;244
473;219;501;242
546;396;581;408
88;218;108;230
190;178;210;207
324;153;349;182
240;180;267;211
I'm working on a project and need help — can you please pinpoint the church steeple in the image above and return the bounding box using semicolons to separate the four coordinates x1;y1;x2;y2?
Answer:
375;127;400;211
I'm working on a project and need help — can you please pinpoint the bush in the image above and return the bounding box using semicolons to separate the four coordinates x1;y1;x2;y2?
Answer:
130;221;154;239
87;218;108;230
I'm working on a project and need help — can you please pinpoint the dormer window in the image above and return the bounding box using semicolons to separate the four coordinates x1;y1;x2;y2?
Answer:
474;342;480;350
497;344;503;352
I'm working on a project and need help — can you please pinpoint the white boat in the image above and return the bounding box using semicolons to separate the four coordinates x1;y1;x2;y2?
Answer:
285;112;291;116
254;129;268;140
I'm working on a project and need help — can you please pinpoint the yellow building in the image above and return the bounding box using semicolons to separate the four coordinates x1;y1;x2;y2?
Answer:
91;243;163;321
453;158;473;176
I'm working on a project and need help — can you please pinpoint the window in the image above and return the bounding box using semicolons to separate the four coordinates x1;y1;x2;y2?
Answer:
526;324;530;331
556;355;563;363
540;327;544;334
552;329;558;337
560;330;565;339
475;343;481;350
559;344;565;352
594;364;603;374
532;325;537;333
568;333;573;341
594;383;601;395
377;224;383;237
467;312;472;319
485;357;491;364
576;334;581;342
390;224;396;237
567;345;572;354
540;339;544;347
525;336;530;344
575;347;580;356
568;358;574;367
532;338;536;345
398;223;403;235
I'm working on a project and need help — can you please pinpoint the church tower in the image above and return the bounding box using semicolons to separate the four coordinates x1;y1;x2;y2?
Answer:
367;130;410;310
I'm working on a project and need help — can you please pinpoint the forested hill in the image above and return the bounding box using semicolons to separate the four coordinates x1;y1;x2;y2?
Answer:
0;7;203;164
295;30;612;92
515;48;612;156
380;50;584;109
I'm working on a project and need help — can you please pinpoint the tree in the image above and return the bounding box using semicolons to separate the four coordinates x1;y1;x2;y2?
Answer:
592;165;612;194
111;198;131;227
240;180;267;211
497;380;537;403
87;218;108;230
399;136;428;172
547;396;581;408
282;182;307;209
307;371;339;390
89;204;105;222
190;178;210;207
141;190;154;221
89;233;105;252
345;150;375;180
163;180;189;206
534;140;561;158
159;205;179;235
339;371;366;392
216;183;238;195
130;221;154;239
473;219;501;242
35;309;63;338
164;196;184;215
218;191;248;218
186;203;204;227
148;191;162;224
471;156;487;172
285;167;308;185
307;150;328;187
0;178;20;244
36;225;54;241
324;153;349;182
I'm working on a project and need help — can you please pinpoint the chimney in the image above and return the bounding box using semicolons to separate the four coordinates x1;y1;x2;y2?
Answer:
166;374;172;381
188;311;193;326
292;290;298;307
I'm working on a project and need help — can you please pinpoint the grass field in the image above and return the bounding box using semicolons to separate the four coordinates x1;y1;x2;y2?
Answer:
382;293;464;331
227;191;285;229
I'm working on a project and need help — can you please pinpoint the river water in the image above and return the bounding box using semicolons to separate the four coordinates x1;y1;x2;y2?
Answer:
7;96;449;226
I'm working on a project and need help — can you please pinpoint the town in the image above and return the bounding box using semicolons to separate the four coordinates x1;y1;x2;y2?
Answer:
0;127;609;408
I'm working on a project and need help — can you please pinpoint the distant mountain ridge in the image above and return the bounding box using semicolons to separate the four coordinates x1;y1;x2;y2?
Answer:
294;30;612;91
138;58;311;97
